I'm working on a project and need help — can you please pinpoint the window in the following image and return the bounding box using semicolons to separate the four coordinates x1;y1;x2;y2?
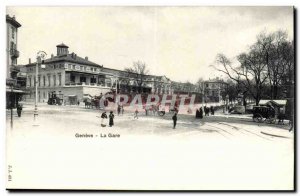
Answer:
58;74;62;86
43;76;46;86
33;76;36;87
10;42;14;51
91;77;96;83
38;76;41;87
98;76;105;85
43;92;46;98
80;76;86;83
28;77;31;87
70;75;75;83
53;75;56;86
11;27;15;39
48;75;51;86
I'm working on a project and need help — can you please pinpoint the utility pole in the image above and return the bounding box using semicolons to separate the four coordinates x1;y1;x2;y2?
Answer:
202;82;205;110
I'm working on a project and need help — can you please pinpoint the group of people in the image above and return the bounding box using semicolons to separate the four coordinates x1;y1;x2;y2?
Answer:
195;106;215;119
100;111;115;127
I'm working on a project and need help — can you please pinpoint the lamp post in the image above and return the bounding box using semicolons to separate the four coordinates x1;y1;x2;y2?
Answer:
33;51;47;124
201;82;205;110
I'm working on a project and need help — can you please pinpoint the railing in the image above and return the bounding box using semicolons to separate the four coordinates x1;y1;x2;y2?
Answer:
64;82;106;87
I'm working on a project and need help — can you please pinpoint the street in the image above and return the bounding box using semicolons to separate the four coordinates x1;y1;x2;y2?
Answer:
6;103;294;190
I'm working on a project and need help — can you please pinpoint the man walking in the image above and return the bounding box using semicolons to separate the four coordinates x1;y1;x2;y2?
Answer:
17;104;22;117
134;109;139;119
172;112;177;129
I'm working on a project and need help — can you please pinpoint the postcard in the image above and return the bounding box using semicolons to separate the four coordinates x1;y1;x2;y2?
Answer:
5;6;295;191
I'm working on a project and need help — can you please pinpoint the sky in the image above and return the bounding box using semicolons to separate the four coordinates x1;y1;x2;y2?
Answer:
6;6;293;83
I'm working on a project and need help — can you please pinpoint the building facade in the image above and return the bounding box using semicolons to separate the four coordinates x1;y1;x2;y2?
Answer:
6;15;25;108
24;44;173;104
204;77;229;102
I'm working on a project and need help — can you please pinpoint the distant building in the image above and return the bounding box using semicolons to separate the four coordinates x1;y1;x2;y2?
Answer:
23;44;173;104
204;77;228;102
6;15;25;108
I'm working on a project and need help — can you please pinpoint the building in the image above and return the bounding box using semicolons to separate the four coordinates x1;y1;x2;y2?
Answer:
23;44;173;105
6;15;25;108
204;77;229;102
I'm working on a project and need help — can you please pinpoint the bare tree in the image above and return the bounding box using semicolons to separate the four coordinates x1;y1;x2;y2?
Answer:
125;61;149;93
196;78;204;92
213;54;251;105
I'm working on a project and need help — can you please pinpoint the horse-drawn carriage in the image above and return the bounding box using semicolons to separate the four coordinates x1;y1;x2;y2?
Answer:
47;91;63;105
253;105;294;131
83;94;108;109
252;106;276;123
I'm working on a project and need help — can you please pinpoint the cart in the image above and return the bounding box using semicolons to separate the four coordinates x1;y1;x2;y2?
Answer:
252;106;276;124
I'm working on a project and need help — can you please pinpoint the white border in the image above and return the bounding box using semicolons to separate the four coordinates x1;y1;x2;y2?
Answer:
1;1;298;196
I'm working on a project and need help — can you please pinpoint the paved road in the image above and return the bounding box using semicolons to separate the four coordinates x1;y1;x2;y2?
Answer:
6;104;294;190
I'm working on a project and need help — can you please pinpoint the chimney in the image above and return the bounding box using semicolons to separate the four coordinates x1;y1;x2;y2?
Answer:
85;56;88;61
74;54;77;59
29;58;31;64
13;15;15;20
51;54;54;59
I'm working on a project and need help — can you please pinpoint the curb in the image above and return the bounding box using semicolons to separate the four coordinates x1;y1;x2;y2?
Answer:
261;131;293;139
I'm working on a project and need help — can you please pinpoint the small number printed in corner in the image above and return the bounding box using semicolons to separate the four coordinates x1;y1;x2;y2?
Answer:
8;165;12;182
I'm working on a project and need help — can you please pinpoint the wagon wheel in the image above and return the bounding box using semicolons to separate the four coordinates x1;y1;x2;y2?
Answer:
254;114;263;123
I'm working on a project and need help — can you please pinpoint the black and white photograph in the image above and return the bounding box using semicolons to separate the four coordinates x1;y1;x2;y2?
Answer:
5;5;295;191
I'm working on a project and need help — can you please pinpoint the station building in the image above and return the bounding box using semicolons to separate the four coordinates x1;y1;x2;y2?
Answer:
23;44;173;104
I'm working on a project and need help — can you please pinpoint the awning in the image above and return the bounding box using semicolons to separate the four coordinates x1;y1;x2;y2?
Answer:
67;95;77;97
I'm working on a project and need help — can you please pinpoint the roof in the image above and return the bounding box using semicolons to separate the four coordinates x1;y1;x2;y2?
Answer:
25;53;100;67
259;100;287;106
56;43;69;48
6;15;21;28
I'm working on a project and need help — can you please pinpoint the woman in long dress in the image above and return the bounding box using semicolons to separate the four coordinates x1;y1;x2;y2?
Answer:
109;111;115;127
101;111;107;127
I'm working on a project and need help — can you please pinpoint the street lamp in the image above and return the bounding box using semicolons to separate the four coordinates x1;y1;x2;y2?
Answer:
201;82;205;110
33;51;47;124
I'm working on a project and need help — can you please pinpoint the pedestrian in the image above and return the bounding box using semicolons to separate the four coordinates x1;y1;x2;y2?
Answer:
196;109;200;118
211;106;214;115
172;112;177;129
134;109;139;119
101;111;108;127
205;106;210;116
121;105;124;115
199;107;203;119
117;104;121;116
17;104;22;117
109;111;114;127
77;101;80;106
